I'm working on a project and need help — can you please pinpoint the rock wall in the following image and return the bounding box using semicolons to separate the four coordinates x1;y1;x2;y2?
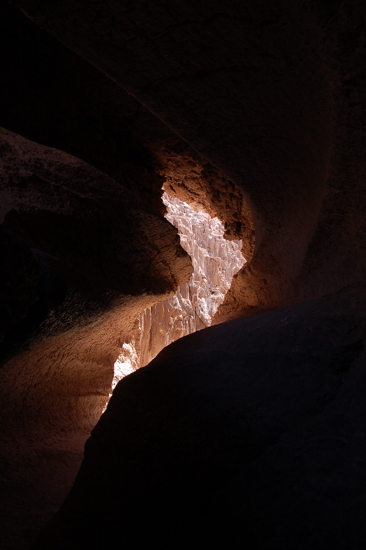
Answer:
112;193;245;379
0;128;192;363
0;128;192;550
33;283;366;550
13;0;366;315
2;1;366;549
0;0;254;246
8;0;336;313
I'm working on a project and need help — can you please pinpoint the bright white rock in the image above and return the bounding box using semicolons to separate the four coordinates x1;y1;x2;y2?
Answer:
110;192;246;390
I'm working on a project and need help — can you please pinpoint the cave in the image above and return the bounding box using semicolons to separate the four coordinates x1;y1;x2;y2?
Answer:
1;1;366;549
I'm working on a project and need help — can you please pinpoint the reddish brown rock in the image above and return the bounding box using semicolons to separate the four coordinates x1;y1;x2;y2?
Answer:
0;126;191;336
10;0;366;316
32;284;366;550
1;1;366;548
0;124;192;432
0;127;191;549
7;0;334;312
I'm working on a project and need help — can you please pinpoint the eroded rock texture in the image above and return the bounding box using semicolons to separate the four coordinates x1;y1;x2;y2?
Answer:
114;193;245;372
0;127;191;361
33;284;366;550
163;193;245;328
1;0;366;548
7;0;333;312
10;0;366;314
0;127;191;549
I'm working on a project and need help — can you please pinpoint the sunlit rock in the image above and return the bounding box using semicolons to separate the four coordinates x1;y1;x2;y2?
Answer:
112;193;246;383
162;193;245;327
111;344;138;389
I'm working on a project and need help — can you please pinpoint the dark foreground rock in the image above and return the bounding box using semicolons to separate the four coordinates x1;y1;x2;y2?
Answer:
34;283;366;549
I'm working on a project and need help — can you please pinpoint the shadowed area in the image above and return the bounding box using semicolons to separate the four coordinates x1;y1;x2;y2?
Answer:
0;127;191;549
33;284;366;550
1;0;366;548
7;0;334;310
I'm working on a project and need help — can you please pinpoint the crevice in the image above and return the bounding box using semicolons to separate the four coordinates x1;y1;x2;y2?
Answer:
106;190;246;397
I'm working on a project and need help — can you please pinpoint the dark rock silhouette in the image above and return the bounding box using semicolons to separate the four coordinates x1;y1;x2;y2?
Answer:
1;0;366;548
34;284;366;549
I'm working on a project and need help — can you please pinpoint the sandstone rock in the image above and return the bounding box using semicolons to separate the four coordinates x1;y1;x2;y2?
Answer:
0;127;191;549
0;0;254;245
9;0;336;312
0;127;191;360
33;284;366;549
112;193;245;376
0;124;193;432
2;1;366;549
12;0;366;315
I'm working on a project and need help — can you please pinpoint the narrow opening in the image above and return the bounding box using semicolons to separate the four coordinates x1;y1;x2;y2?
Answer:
110;191;246;392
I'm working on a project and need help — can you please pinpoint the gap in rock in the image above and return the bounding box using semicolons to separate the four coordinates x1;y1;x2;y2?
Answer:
108;191;246;398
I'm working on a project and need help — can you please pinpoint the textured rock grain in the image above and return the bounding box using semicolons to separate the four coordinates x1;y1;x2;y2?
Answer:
0;127;191;359
2;1;366;549
15;0;366;314
0;127;191;549
33;284;366;550
9;0;337;312
113;193;245;372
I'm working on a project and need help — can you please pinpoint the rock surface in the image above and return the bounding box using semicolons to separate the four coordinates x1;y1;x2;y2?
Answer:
11;0;366;315
0;127;191;363
33;284;366;549
1;1;366;549
112;193;245;375
0;127;191;549
7;0;334;313
0;0;254;244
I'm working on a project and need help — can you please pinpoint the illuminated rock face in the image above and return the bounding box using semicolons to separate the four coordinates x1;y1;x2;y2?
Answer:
112;193;245;382
164;193;246;327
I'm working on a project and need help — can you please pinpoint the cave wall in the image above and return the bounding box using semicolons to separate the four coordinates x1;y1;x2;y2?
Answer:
1;0;366;548
0;126;191;549
33;284;366;550
0;127;192;362
8;0;366;314
0;0;253;245
5;0;332;311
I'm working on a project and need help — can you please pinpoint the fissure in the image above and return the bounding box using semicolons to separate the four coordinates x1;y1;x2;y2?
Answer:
109;191;246;393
